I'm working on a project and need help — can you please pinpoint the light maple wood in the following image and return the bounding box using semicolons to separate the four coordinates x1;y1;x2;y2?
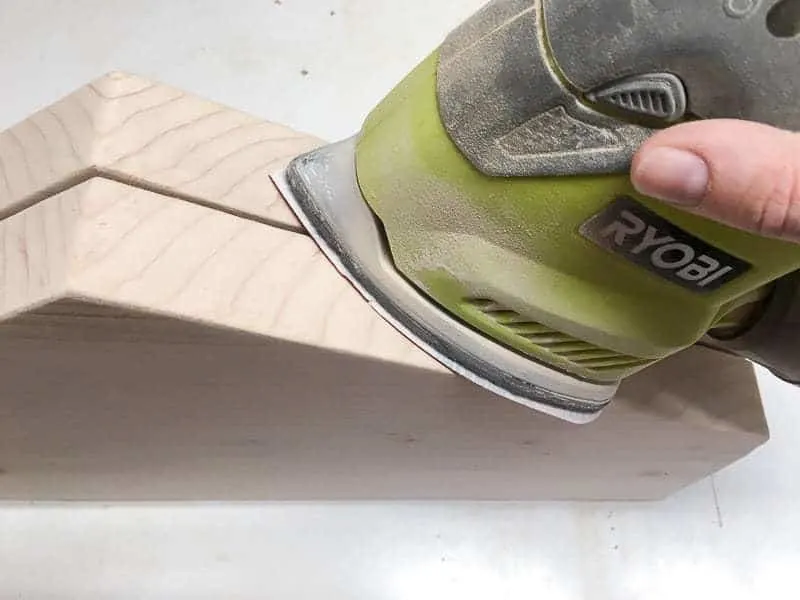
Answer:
0;73;769;500
0;71;318;230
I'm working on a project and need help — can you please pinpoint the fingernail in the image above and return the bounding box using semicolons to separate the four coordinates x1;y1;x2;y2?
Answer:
632;147;710;206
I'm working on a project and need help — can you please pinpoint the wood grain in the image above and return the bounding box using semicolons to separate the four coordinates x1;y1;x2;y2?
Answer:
0;71;320;230
0;178;431;369
0;317;768;501
0;73;770;501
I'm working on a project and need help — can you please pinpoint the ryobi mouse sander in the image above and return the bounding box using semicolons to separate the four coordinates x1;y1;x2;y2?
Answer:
272;0;800;423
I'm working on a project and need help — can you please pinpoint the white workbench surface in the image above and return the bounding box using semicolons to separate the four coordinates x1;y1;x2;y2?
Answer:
1;2;799;598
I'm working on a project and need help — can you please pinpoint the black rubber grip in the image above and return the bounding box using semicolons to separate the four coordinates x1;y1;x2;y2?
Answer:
705;270;800;385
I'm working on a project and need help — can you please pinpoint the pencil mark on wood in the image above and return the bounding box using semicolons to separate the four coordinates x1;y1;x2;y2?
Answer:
711;476;724;528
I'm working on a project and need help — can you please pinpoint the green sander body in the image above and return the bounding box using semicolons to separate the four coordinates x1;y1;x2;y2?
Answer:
273;0;800;423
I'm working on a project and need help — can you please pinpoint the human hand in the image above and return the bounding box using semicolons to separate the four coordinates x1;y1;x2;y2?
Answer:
631;120;800;243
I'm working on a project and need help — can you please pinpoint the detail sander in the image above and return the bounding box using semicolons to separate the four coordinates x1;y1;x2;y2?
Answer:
272;0;800;423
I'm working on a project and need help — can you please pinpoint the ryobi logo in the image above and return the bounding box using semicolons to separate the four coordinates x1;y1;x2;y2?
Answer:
579;196;751;292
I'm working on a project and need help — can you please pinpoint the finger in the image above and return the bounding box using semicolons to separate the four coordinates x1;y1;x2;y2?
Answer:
631;119;800;242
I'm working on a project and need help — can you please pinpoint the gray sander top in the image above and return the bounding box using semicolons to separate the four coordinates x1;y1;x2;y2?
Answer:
546;0;800;128
436;0;800;178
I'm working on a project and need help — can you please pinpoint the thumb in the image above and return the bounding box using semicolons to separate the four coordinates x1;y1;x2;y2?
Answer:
631;119;800;243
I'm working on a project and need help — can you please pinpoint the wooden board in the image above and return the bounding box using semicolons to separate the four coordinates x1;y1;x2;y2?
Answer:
0;71;318;230
0;73;769;501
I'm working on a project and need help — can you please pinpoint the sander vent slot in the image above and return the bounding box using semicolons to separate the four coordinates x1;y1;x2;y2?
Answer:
605;90;669;118
585;73;687;124
465;298;652;374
